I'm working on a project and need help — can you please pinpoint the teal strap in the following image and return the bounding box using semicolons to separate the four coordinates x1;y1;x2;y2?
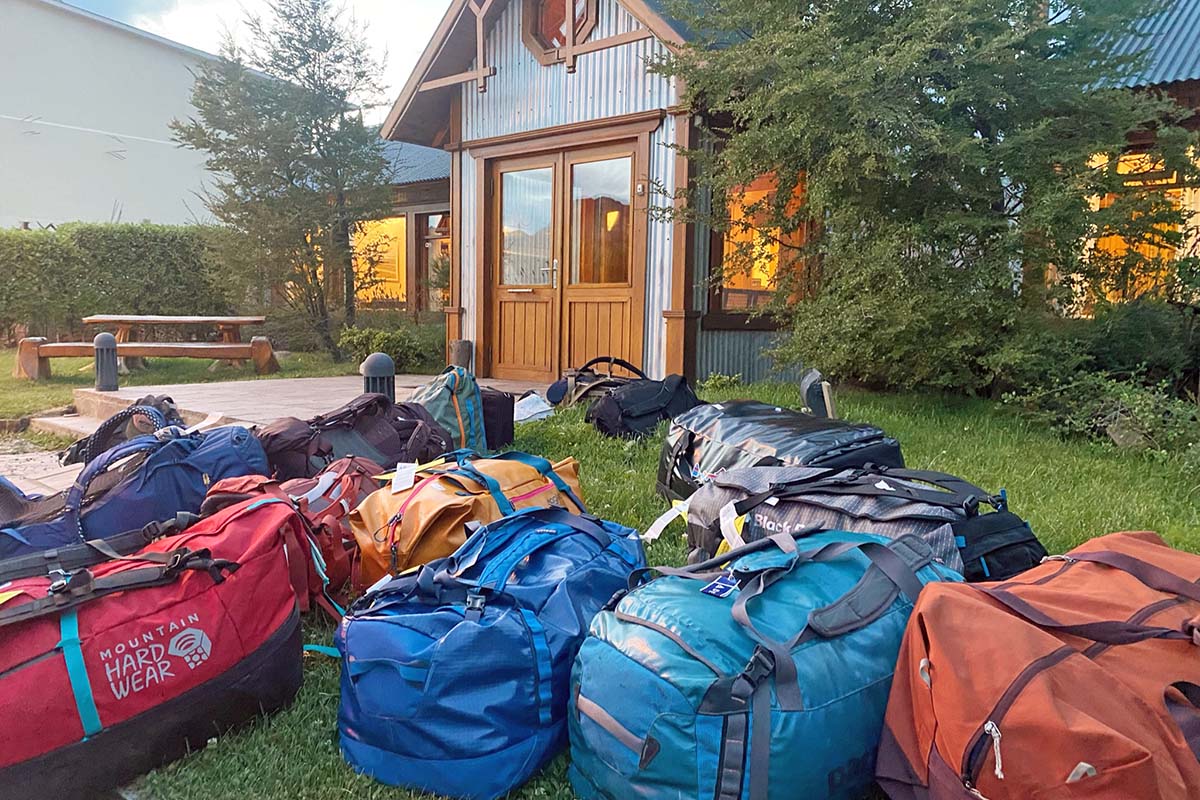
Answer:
493;452;588;512
59;610;102;738
520;609;554;726
307;538;346;617
303;644;341;659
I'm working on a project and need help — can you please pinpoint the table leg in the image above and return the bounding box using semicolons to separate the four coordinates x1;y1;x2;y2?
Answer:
114;324;144;373
218;324;247;368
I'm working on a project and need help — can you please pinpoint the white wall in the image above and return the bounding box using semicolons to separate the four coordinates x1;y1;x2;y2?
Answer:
0;0;213;228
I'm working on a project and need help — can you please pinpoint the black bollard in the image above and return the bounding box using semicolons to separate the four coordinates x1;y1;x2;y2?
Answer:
361;352;396;402
94;332;119;392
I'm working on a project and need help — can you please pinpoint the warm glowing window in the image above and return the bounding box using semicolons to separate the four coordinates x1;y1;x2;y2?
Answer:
355;216;407;303
719;173;808;312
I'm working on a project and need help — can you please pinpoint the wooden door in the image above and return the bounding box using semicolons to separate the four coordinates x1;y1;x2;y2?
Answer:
559;145;643;372
489;155;561;381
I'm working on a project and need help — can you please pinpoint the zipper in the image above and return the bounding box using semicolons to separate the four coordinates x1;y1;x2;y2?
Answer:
509;483;554;504
962;645;1075;789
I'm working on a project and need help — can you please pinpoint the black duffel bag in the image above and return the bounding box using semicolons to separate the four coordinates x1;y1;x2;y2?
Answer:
546;356;648;408
657;400;905;501
586;375;704;439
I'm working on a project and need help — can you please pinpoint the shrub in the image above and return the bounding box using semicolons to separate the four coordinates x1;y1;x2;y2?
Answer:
338;324;444;373
1084;301;1198;393
0;224;232;340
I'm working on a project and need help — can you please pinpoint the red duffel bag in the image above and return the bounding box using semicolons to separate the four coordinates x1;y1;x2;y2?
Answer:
0;496;305;799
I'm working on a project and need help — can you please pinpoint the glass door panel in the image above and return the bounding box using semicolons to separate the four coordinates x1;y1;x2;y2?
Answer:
500;167;555;286
569;156;633;285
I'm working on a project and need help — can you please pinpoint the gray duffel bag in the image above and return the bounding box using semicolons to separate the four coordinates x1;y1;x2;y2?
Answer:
668;465;1047;583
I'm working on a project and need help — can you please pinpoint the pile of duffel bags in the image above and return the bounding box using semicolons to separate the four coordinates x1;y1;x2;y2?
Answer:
5;361;1200;800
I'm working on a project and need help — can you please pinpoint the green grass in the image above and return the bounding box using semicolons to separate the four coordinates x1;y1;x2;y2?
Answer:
0;348;359;419
134;382;1200;800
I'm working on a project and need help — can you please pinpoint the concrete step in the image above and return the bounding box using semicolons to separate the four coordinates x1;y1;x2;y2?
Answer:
29;413;100;440
73;388;214;426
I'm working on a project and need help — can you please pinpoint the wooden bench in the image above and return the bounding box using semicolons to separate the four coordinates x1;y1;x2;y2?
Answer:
12;337;280;380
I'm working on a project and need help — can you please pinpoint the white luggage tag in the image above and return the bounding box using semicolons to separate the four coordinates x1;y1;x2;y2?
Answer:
719;502;748;550
390;462;417;494
642;497;691;542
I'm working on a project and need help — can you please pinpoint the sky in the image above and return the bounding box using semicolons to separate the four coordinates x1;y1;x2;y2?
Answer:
69;0;454;121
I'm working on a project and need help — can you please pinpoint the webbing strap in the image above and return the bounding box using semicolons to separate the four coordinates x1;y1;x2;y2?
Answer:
714;707;750;800
748;681;772;800
520;609;554;726
59;610;102;738
490;452;588;513
303;644;341;659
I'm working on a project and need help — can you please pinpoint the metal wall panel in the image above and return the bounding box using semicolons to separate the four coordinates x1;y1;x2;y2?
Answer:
696;328;805;384
459;150;478;351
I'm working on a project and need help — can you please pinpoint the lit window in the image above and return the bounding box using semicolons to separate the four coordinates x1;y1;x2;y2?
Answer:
719;173;808;312
355;217;407;303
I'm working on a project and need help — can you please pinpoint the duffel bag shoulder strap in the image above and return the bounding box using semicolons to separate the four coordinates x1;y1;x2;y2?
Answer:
65;433;181;540
0;512;199;584
577;355;649;381
487;451;587;513
0;547;239;629
868;466;1001;508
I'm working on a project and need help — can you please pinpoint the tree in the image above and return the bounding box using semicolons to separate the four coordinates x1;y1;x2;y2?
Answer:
173;0;394;355
658;0;1200;392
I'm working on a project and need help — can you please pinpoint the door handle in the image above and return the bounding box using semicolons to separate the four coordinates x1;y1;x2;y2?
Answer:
507;288;534;294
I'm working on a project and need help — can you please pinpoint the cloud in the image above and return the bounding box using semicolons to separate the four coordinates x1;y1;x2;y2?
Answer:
129;0;452;122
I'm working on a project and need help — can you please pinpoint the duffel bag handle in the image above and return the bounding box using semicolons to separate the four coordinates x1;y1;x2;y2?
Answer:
449;450;587;515
576;356;649;381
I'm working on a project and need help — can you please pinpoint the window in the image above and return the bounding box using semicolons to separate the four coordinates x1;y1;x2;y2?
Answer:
419;212;452;310
354;216;407;304
711;173;810;321
522;0;597;63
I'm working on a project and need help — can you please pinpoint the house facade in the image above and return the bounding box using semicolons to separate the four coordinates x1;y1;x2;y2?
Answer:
382;0;796;382
0;0;214;228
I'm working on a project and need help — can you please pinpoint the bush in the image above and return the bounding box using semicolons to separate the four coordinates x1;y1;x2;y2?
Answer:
338;324;445;373
1084;301;1198;393
0;224;232;340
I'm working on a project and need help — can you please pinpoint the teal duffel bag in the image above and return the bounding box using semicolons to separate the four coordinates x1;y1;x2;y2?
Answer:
567;530;962;800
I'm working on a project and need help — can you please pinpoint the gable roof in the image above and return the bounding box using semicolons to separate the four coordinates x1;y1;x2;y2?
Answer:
381;140;452;185
381;0;685;146
1110;0;1200;88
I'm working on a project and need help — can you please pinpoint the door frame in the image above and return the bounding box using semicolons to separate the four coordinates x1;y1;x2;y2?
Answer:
469;111;661;378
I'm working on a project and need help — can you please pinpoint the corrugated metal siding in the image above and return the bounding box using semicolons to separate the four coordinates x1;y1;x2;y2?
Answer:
696;329;804;384
1110;0;1200;88
462;0;676;141
459;150;478;354
643;111;675;378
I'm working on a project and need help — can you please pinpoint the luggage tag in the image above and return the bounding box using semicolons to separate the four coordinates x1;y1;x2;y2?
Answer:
390;462;418;494
376;457;446;483
642;498;690;542
701;572;739;599
719;503;748;550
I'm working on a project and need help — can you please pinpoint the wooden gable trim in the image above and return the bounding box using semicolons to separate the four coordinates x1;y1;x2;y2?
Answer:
464;109;665;158
382;0;685;142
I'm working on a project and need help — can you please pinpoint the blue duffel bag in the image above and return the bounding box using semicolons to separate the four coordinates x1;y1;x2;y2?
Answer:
336;506;646;800
568;530;962;800
0;425;267;559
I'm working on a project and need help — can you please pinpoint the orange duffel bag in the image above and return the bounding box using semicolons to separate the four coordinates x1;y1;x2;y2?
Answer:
878;531;1200;800
349;450;586;589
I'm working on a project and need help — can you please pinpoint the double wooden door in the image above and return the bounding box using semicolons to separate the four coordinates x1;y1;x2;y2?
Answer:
487;143;643;382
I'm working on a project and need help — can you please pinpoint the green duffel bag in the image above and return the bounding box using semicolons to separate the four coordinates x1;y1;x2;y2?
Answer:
409;366;488;452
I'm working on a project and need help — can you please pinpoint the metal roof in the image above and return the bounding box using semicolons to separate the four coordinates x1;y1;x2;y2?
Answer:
380;140;451;185
1104;0;1200;88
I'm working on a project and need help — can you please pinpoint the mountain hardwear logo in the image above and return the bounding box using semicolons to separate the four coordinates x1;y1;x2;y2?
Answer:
169;628;213;669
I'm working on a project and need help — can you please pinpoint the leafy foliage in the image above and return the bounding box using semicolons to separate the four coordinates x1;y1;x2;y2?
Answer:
658;0;1200;392
0;225;229;340
173;0;395;356
337;325;445;373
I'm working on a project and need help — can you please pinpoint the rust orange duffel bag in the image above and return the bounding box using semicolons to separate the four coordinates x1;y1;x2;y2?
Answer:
350;450;586;589
878;531;1200;800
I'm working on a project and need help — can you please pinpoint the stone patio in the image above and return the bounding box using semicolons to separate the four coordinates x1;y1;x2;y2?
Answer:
9;373;546;495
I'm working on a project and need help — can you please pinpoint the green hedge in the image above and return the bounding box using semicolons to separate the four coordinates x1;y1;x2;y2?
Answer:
0;224;232;340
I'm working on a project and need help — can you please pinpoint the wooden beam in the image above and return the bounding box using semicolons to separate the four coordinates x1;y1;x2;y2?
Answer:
465;109;666;158
419;67;496;93
567;28;654;59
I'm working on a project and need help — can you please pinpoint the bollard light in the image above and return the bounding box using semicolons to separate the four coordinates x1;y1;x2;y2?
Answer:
361;352;396;402
94;332;119;392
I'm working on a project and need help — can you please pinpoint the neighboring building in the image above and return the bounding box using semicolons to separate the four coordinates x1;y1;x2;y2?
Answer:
357;142;453;313
381;0;799;382
0;0;215;228
384;0;1200;382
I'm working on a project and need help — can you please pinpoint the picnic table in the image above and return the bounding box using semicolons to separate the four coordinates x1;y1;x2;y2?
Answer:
82;315;268;370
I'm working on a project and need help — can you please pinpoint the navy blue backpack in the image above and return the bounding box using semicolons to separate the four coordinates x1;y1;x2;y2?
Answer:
0;425;268;560
336;506;646;800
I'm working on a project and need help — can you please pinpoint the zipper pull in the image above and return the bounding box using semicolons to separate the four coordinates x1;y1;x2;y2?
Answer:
984;721;1005;780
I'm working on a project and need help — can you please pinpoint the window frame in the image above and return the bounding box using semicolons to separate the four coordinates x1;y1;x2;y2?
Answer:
521;0;599;66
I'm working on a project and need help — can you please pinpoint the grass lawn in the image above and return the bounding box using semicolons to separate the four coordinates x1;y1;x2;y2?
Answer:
0;348;359;419
136;381;1200;800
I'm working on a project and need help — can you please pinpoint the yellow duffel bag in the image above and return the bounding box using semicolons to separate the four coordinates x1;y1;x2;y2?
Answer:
350;450;586;589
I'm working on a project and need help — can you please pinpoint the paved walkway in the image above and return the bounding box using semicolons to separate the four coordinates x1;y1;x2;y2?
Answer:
7;374;546;495
85;374;544;427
